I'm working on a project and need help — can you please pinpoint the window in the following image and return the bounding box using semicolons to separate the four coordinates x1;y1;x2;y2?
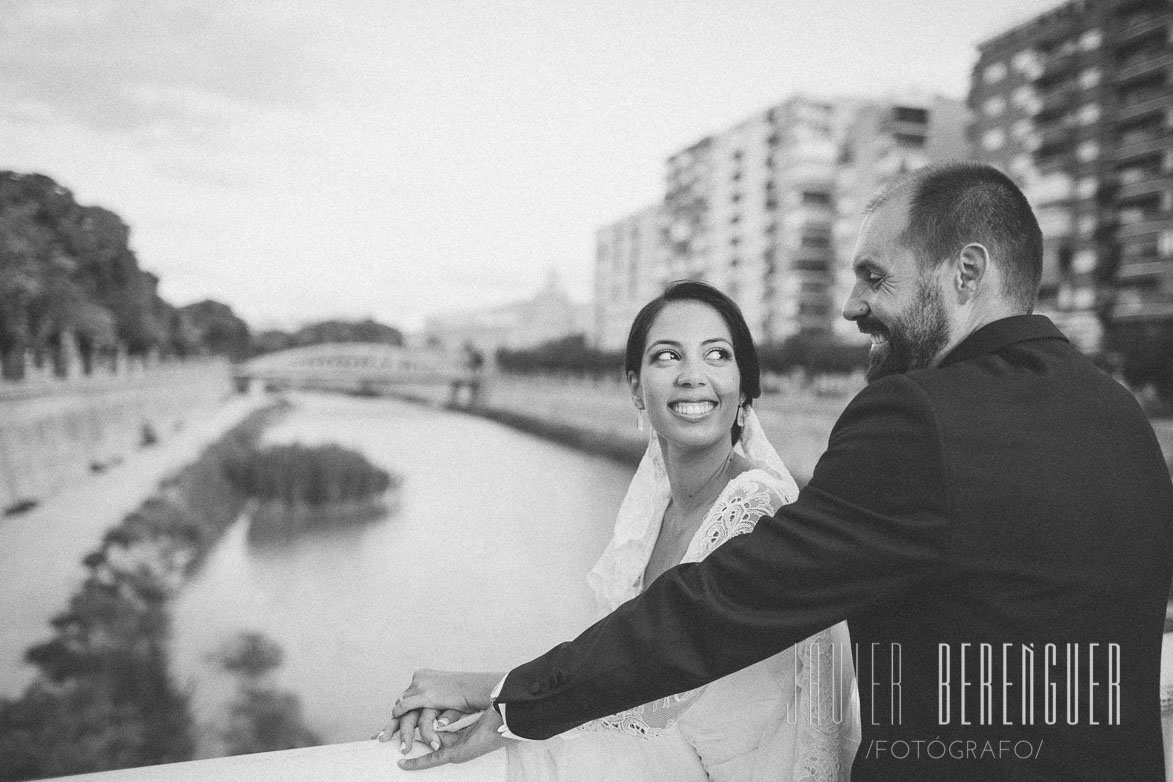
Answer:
1076;141;1100;162
801;234;831;249
984;62;1008;84
1073;249;1097;273
1013;50;1042;79
984;96;1007;116
1078;29;1102;51
1159;230;1173;256
1076;177;1097;199
1076;103;1101;125
1078;215;1097;237
895;133;927;148
893;106;929;123
982;128;1006;151
1012;85;1034;107
801;191;832;206
1010;153;1034;176
1012;119;1033;138
1079;68;1101;90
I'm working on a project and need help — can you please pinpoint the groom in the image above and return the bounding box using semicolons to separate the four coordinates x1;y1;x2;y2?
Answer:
392;162;1173;780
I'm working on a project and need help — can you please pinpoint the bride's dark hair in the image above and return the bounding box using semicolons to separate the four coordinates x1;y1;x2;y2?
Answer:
624;280;761;445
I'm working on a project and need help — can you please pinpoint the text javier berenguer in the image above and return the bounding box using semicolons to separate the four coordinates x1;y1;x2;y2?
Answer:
938;642;1121;726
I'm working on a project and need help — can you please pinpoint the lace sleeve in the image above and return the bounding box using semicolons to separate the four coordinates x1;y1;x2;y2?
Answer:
577;471;790;739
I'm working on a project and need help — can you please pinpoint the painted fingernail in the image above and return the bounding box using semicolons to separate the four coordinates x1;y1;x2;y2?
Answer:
373;730;385;741
436;717;450;728
401;740;409;754
430;739;441;751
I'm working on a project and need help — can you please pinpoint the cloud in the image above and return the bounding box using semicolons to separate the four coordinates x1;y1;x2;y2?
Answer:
0;0;327;139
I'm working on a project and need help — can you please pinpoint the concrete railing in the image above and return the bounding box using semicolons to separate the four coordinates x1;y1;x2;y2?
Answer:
41;741;504;782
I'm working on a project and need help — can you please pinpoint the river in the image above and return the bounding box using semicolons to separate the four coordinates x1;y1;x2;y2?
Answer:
169;392;633;746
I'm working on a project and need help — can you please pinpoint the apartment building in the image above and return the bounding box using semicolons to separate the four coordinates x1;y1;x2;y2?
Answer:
661;96;851;343
969;0;1173;353
594;94;966;348
593;204;666;352
832;94;971;341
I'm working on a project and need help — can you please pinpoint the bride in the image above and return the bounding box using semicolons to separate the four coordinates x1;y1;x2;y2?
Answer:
384;281;858;780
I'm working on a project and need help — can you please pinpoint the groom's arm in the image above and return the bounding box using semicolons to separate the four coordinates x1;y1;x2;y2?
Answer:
496;373;950;739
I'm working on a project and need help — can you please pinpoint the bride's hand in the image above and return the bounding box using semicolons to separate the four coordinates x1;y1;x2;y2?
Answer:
380;670;503;752
398;707;508;771
377;707;469;753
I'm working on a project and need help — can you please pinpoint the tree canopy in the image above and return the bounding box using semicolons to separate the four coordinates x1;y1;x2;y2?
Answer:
0;171;250;378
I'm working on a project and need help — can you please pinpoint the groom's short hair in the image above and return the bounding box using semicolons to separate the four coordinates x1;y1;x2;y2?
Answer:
867;162;1043;314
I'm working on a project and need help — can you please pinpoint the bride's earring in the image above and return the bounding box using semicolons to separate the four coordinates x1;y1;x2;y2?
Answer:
636;410;645;432
736;404;746;428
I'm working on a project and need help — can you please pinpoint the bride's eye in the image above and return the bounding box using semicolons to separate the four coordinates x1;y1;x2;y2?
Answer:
705;346;733;362
651;349;678;362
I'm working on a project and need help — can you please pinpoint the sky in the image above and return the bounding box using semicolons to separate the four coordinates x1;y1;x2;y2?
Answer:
0;0;1069;333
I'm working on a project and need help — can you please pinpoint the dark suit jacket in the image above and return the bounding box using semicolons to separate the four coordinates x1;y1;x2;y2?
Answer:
497;315;1173;780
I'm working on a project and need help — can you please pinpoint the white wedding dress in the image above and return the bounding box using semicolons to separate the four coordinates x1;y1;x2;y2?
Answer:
507;410;859;781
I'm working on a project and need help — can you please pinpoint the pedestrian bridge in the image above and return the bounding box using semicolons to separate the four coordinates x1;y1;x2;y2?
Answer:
236;343;480;401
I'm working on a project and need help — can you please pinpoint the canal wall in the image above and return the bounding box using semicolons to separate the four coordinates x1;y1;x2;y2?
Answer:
433;372;1173;486
436;372;858;484
0;359;235;514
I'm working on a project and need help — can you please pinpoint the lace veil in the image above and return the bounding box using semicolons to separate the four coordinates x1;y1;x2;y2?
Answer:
586;407;798;616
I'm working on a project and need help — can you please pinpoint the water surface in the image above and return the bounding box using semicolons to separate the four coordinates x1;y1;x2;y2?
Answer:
170;392;632;743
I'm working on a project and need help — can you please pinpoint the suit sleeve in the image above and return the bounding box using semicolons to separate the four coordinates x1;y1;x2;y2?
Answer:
497;373;950;739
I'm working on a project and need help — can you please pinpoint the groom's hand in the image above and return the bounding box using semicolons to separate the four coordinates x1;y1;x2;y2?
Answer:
393;669;501;716
398;707;507;771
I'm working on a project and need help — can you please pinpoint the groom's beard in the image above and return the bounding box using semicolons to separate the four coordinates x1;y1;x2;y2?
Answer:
862;278;951;383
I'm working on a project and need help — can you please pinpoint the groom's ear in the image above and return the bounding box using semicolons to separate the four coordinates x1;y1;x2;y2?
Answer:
627;371;643;409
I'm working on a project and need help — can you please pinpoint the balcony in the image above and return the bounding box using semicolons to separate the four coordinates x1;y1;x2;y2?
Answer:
1116;89;1172;122
1115;50;1173;83
1115;131;1172;161
1114;13;1169;45
1118;174;1173;200
1035;52;1080;89
1110;297;1173;320
1117;258;1170;280
1033;89;1077;124
1117;211;1173;238
38;741;505;781
880;117;932;139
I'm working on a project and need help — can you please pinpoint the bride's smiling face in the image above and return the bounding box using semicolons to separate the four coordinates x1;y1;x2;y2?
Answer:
630;300;743;452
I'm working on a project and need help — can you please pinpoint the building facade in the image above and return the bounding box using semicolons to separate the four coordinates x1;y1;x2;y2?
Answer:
593;93;970;349
423;270;590;359
593;204;666;352
660;96;856;344
969;0;1173;353
832;94;972;341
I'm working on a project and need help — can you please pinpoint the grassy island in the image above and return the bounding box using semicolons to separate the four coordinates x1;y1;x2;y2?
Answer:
224;443;400;539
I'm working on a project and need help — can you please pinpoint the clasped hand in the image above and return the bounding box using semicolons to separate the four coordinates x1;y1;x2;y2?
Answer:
377;669;506;770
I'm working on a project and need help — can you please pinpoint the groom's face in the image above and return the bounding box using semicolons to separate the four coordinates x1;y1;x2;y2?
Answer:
843;192;952;382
